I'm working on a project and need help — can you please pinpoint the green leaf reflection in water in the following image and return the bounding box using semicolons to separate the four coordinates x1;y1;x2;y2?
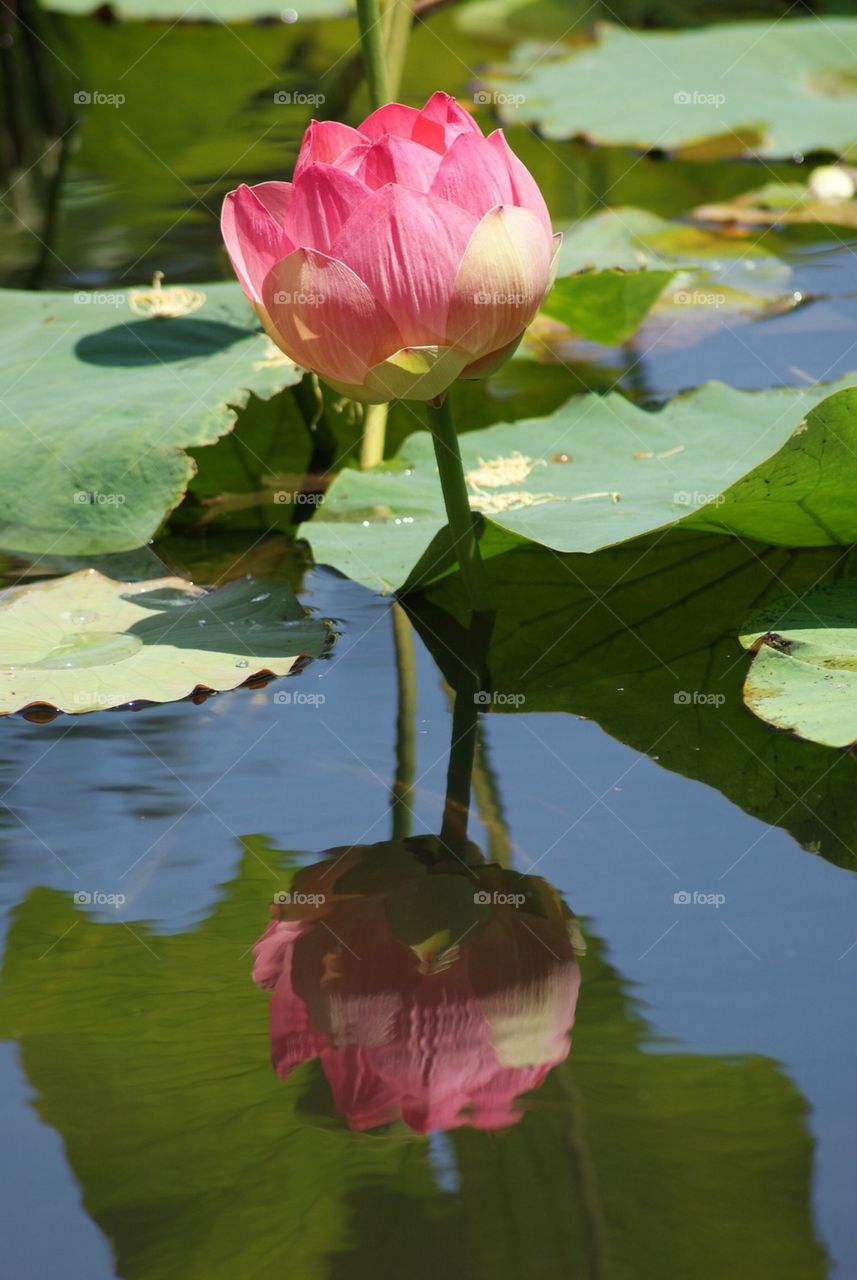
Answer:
411;531;857;872
0;836;824;1278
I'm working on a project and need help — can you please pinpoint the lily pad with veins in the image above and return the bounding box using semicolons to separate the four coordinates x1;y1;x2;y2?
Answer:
0;570;329;716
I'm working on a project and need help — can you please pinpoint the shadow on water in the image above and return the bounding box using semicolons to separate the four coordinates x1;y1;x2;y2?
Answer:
74;319;252;367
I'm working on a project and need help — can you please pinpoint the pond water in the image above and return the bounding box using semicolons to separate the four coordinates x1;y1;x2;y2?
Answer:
1;555;856;1278
3;4;857;1277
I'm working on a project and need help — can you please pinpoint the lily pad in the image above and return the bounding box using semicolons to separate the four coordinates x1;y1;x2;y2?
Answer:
557;207;787;276
0;285;301;556
542;267;675;345
305;380;857;594
484;18;857;159
0;570;328;715
696;182;857;229
740;583;857;748
550;208;793;333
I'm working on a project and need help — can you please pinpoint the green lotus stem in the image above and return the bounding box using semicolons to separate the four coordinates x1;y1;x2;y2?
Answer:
425;393;493;613
356;0;392;110
390;602;416;840
360;402;388;469
381;0;413;100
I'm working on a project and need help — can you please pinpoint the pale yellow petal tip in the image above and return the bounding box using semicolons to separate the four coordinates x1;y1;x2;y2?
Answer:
364;345;471;402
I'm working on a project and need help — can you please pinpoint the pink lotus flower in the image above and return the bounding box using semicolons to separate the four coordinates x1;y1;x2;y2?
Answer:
252;843;581;1133
222;92;559;403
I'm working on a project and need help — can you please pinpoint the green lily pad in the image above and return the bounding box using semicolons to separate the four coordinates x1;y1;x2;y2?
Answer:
740;582;857;748
696;182;857;229
0;285;301;557
557;207;788;276
548;208;793;338
542;267;675;345
305;380;857;594
0;570;328;715
484;18;857;159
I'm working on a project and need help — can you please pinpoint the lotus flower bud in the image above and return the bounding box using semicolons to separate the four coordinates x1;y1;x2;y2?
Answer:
222;92;560;403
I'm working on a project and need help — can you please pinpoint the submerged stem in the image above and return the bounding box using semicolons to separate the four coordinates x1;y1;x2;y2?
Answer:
424;393;493;614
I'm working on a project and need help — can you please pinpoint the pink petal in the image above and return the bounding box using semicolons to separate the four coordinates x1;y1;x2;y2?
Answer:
321;1046;402;1130
262;247;401;384
430;132;514;217
358;102;420;142
446;205;553;356
285;163;369;253
221;184;294;305
330;143;373;175
354;135;444;193
268;980;324;1080
332;185;476;346
413;91;481;152
294;120;368;178
488;130;553;239
252;919;306;989
249;180;293;225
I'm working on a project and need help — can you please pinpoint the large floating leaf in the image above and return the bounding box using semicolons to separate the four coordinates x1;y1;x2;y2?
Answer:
740;583;857;749
696;180;857;229
485;19;857;159
0;570;327;715
0;285;301;556
306;380;857;594
410;533;857;872
543;267;675;345
557;206;788;277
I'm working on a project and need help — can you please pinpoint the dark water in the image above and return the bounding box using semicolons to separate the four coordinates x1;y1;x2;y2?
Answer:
3;4;857;1277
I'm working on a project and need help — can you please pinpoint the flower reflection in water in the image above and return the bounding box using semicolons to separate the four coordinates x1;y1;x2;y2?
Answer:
253;837;583;1133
